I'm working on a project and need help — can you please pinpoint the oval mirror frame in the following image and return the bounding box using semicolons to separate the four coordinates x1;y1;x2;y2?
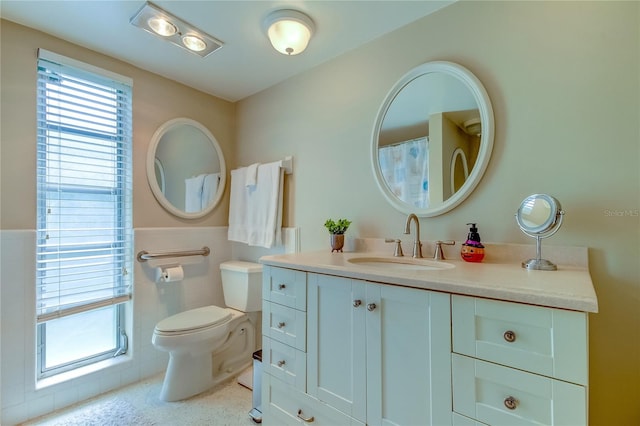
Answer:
371;61;495;217
146;118;227;219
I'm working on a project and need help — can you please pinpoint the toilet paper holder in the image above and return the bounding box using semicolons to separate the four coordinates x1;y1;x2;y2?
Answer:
155;265;184;283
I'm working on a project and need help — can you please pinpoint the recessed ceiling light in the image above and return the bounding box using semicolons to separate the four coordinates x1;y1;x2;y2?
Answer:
182;35;206;52
130;1;223;58
147;17;177;37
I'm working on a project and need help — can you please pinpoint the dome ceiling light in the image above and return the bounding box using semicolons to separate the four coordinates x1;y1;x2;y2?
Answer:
130;1;223;58
263;9;315;56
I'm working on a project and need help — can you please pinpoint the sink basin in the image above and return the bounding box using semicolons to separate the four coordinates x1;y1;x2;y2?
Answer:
347;256;455;271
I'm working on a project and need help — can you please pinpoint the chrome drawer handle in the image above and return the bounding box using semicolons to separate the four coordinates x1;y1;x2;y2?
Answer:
277;321;286;329
278;283;286;290
503;330;516;343
353;299;362;307
504;396;518;410
297;409;315;423
367;303;377;311
277;360;286;367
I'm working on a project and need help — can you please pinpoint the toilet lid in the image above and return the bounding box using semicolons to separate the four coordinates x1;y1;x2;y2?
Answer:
156;305;232;333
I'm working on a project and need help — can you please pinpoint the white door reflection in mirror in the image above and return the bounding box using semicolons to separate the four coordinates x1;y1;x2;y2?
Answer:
450;148;469;195
146;118;226;219
154;157;166;194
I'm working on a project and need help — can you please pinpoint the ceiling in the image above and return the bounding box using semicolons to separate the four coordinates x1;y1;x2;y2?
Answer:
1;1;453;102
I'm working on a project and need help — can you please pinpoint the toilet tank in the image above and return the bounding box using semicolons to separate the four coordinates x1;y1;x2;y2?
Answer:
220;261;262;312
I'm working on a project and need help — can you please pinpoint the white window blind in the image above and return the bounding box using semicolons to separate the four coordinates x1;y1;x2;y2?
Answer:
36;49;133;323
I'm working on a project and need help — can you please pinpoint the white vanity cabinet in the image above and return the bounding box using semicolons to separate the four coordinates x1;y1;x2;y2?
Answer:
262;266;452;426
451;295;589;425
260;250;595;426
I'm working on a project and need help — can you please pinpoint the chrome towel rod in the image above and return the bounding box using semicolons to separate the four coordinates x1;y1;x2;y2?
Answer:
137;246;210;263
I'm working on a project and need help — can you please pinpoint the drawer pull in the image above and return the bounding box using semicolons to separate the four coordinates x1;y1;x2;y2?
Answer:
504;396;518;410
353;299;362;307
367;303;377;311
297;409;315;423
277;360;286;367
277;321;286;329
278;283;286;290
503;330;517;343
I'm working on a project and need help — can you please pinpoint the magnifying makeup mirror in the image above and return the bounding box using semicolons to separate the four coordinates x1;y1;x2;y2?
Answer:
515;194;564;271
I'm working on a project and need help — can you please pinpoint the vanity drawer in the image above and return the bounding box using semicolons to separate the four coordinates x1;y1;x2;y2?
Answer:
451;295;588;384
263;301;306;351
263;266;307;311
262;373;364;426
452;354;586;425
263;337;306;391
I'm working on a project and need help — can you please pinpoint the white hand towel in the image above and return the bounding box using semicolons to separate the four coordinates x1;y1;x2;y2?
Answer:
246;160;283;248
185;174;206;213
201;173;220;210
245;162;260;188
228;167;250;244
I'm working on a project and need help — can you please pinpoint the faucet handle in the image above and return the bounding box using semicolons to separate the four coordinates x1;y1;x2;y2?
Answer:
385;238;404;257
434;240;456;260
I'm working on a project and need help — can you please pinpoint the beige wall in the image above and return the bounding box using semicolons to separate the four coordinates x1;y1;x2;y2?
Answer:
0;19;235;230
236;2;639;424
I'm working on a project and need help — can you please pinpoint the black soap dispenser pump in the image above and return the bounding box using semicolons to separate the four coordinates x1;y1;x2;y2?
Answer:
461;223;485;263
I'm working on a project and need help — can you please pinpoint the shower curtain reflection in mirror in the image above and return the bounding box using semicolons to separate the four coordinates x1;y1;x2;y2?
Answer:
378;137;429;208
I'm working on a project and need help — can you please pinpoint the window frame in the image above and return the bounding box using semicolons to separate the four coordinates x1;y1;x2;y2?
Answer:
35;49;133;379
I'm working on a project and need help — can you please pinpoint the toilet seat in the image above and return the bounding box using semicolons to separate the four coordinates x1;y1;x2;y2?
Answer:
155;305;232;335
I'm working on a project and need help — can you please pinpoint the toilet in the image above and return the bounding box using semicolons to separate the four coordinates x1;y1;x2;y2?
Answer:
152;260;262;402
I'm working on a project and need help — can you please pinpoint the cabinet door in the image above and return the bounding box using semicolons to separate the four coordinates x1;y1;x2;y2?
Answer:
366;284;452;426
307;273;367;422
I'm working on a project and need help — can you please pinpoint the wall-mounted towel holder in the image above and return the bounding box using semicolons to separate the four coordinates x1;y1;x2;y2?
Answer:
282;156;293;174
137;246;210;263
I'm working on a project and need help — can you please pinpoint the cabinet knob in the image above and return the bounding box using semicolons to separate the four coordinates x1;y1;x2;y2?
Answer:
367;303;377;311
353;299;362;307
504;396;518;410
297;409;315;423
277;321;286;329
277;360;286;367
503;330;517;343
278;283;286;290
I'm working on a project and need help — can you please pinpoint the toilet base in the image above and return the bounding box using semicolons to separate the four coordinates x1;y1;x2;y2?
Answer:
159;317;255;402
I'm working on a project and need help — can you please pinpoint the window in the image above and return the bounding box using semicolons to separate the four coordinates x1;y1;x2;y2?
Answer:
36;49;133;379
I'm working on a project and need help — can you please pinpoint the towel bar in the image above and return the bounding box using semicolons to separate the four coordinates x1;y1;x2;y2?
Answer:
137;246;210;262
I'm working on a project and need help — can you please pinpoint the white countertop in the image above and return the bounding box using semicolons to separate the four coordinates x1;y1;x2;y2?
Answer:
259;250;598;313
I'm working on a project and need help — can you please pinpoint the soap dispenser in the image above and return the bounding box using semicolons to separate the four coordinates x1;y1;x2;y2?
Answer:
461;223;485;263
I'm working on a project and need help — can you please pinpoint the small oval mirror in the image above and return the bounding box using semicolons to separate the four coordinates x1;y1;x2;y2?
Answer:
146;118;226;219
515;194;564;270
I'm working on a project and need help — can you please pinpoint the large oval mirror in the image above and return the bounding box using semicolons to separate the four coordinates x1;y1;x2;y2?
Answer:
371;61;494;216
146;118;226;219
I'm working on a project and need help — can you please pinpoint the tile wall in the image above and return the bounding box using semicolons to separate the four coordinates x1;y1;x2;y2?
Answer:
0;227;237;425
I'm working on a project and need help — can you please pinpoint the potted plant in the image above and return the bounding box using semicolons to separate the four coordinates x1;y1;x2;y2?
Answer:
324;218;352;252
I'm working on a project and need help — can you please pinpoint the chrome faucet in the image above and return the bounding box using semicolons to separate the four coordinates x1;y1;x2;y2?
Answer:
404;213;423;258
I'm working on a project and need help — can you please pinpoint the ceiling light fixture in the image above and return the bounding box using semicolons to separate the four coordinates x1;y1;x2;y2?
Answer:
130;1;223;58
263;9;315;56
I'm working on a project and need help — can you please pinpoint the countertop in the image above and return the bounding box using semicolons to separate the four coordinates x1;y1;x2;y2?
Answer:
259;250;598;313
